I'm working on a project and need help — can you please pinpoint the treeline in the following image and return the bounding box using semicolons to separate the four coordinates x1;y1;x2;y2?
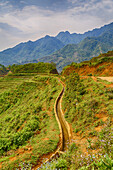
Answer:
0;64;8;75
9;62;58;74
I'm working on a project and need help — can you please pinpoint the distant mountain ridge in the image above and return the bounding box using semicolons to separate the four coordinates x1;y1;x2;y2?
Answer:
39;31;113;72
56;22;113;45
0;36;64;66
0;22;113;69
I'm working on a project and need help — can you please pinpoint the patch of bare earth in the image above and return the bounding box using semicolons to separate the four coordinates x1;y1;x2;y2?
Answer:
0;146;33;168
98;77;113;83
63;62;113;77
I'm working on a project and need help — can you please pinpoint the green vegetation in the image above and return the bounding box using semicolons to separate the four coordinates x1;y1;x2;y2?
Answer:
62;74;113;131
40;74;113;169
0;74;62;169
0;64;8;75
0;57;113;169
40;152;113;170
10;62;58;74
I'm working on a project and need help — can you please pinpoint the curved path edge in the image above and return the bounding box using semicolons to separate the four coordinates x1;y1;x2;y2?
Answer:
33;78;71;169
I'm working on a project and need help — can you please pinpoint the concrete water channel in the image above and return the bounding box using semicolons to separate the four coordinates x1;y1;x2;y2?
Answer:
34;83;70;169
56;87;70;151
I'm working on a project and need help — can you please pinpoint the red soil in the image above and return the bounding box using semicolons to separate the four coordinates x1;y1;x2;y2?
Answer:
63;62;113;77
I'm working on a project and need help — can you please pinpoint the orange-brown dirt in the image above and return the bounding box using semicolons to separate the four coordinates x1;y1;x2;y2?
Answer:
63;62;113;76
0;145;33;169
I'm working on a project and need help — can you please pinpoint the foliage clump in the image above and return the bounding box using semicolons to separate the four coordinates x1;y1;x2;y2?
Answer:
10;62;58;74
0;64;8;75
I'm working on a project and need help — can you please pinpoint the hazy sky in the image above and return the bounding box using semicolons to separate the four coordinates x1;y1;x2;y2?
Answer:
0;0;113;51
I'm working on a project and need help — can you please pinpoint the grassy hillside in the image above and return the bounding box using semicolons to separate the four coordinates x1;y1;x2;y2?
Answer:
61;74;113;169
0;51;113;170
62;50;113;76
39;73;113;169
0;74;62;169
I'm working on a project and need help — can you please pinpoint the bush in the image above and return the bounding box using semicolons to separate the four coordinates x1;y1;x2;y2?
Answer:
55;159;67;170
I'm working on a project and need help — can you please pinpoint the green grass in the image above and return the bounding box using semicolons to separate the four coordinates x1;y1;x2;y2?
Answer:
55;74;113;169
62;76;113;130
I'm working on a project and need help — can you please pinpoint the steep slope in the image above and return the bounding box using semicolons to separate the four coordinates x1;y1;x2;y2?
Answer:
0;36;64;66
56;22;113;45
39;44;78;72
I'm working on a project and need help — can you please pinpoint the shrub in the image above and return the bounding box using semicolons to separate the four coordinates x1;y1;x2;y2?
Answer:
55;159;67;170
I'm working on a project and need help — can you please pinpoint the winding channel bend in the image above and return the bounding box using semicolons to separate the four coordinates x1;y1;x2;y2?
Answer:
34;84;70;169
56;87;70;151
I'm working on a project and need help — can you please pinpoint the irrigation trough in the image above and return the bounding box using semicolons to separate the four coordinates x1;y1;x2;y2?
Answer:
33;80;71;169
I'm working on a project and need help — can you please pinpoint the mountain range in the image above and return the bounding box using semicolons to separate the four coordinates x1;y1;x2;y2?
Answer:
0;22;113;71
39;29;113;71
56;22;113;45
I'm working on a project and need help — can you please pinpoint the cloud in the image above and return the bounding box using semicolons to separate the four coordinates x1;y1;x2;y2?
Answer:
0;22;23;51
0;1;9;6
0;0;113;51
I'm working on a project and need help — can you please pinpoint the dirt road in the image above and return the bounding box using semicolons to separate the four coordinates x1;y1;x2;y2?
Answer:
98;77;113;82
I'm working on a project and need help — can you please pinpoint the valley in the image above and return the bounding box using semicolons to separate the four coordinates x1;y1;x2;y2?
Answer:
0;0;113;169
0;49;113;170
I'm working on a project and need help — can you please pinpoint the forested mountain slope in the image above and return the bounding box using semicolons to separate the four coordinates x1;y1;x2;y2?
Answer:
56;22;113;45
0;22;113;70
40;32;113;72
0;36;64;66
